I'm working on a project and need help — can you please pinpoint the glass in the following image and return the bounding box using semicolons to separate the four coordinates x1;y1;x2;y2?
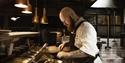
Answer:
61;35;70;43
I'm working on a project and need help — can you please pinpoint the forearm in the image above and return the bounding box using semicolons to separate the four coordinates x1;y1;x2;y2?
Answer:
68;50;89;58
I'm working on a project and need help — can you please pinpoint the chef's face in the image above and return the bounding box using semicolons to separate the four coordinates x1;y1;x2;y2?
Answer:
59;13;73;32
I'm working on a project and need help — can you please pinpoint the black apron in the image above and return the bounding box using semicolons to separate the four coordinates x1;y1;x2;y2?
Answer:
63;21;99;63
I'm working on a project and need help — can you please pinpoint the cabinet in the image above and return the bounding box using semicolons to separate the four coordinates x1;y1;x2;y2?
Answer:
84;9;123;38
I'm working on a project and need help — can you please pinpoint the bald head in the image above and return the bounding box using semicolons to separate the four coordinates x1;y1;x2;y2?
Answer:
59;7;79;32
59;7;79;22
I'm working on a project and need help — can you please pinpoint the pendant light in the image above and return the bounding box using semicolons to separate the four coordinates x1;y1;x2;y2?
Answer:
41;8;48;24
14;0;28;8
91;0;117;49
22;5;32;14
33;8;39;23
33;0;39;23
22;0;32;14
91;0;116;8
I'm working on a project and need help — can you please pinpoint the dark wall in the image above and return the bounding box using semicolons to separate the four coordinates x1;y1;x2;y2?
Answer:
8;15;64;31
0;16;4;28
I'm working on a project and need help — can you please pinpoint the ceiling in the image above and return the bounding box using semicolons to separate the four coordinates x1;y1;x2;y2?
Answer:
0;0;124;16
0;0;97;16
0;0;124;29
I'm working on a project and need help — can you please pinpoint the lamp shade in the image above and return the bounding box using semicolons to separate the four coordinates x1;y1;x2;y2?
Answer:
91;0;116;8
21;0;32;14
14;0;28;8
22;4;32;14
33;8;39;23
41;8;48;24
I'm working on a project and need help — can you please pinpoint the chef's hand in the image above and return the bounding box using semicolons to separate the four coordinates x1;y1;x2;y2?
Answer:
57;51;70;59
58;43;66;51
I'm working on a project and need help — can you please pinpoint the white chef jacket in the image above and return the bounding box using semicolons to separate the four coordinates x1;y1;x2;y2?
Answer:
74;17;102;63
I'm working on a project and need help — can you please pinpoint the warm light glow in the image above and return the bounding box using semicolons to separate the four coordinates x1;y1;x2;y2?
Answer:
57;60;63;63
41;8;48;24
22;0;32;14
11;17;20;21
22;5;32;14
33;8;39;23
14;0;28;8
33;16;39;23
8;32;39;36
41;16;48;24
91;0;116;8
14;3;28;8
32;0;39;23
22;58;31;63
22;10;32;14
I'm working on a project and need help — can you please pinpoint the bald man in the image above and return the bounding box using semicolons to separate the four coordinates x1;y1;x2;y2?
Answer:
57;7;102;63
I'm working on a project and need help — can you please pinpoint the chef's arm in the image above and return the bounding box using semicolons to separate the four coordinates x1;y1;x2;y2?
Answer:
68;50;89;58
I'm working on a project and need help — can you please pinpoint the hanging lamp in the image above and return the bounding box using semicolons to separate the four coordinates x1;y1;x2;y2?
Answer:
14;0;28;8
22;0;32;14
91;0;116;8
91;0;117;49
33;7;39;23
41;8;48;24
32;0;39;23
